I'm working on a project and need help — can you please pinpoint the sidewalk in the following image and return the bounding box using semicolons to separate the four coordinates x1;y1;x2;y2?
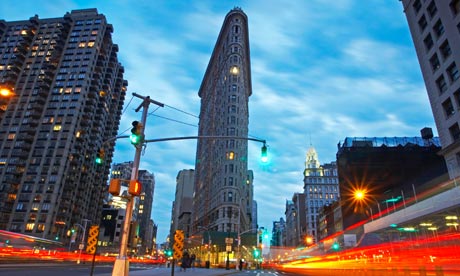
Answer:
98;267;240;276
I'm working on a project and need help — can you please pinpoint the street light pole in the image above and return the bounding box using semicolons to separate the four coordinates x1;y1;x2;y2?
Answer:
112;94;163;276
76;218;90;264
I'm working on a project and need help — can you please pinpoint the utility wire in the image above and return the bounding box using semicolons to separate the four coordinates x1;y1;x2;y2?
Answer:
121;95;135;115
164;103;199;118
150;114;198;128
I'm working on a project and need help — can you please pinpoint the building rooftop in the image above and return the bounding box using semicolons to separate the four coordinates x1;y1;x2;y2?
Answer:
338;136;441;149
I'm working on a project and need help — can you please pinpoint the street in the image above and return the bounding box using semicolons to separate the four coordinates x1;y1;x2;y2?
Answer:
0;263;299;276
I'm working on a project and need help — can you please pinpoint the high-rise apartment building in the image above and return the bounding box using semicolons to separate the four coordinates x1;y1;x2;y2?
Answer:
400;0;460;179
0;9;127;242
192;7;254;236
303;147;338;244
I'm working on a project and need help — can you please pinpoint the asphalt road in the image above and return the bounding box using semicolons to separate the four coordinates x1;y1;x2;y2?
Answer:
0;263;304;276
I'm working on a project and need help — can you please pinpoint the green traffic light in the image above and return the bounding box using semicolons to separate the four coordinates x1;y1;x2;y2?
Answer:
95;156;103;164
253;249;260;258
261;144;268;163
332;242;340;250
130;133;141;145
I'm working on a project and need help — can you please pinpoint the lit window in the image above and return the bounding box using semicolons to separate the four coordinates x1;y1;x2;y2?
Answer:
53;125;62;131
230;66;239;75
227;151;235;160
26;223;35;231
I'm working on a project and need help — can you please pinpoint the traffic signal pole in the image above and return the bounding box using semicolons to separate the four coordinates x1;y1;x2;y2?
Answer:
112;94;163;276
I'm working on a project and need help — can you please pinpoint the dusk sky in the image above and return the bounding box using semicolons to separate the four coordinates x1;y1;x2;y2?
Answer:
1;1;437;244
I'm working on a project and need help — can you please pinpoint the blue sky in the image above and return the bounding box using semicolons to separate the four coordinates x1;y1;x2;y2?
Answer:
1;1;437;244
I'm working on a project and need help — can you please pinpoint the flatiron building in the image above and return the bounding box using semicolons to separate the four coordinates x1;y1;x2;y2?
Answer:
192;7;255;236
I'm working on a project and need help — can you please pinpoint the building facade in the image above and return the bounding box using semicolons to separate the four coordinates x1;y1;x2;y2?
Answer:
271;217;286;247
0;9;127;242
303;147;339;244
108;162;155;254
284;193;306;247
192;7;255;239
170;169;194;239
137;169;155;255
400;0;460;179
336;133;448;242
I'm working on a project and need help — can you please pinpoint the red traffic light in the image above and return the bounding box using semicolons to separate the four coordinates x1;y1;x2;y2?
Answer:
128;179;142;196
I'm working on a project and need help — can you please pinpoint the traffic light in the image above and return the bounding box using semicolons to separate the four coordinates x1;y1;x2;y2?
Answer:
165;249;172;257
261;144;268;163
128;179;142;196
173;230;184;260
95;148;105;165
108;179;122;196
253;248;260;258
130;121;143;145
332;242;340;251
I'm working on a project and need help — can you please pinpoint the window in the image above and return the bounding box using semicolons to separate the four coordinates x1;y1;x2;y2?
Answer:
454;89;460;108
443;98;455;117
427;1;437;18
440;40;452;60
430;54;440;71
227;151;235;160
418;15;427;31
413;0;422;14
433;19;445;38
436;75;448;93
424;34;434;51
450;0;460;15
448;63;460;82
449;123;460;141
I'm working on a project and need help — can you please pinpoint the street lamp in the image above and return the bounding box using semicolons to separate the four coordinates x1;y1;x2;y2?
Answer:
74;219;90;264
353;189;382;220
